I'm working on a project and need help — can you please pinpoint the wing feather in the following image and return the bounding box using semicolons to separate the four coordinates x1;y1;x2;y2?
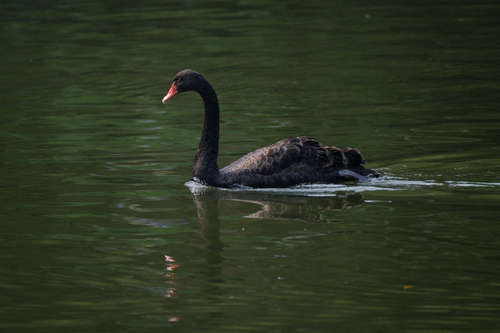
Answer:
221;136;345;176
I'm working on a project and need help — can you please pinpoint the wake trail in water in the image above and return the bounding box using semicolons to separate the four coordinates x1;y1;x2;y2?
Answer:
186;175;500;197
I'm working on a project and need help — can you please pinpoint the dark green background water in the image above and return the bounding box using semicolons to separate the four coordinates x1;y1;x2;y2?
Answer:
1;0;499;332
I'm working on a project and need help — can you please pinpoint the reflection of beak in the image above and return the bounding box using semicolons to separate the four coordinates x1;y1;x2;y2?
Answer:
162;83;179;103
164;255;175;262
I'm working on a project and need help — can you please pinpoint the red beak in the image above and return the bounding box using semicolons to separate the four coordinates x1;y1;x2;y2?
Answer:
162;83;179;103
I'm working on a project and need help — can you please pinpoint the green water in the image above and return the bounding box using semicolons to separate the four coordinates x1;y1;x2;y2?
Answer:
1;0;499;332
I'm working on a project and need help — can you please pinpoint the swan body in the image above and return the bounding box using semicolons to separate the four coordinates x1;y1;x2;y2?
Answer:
162;69;379;188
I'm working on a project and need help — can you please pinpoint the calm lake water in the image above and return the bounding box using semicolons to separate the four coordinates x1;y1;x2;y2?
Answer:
1;0;500;332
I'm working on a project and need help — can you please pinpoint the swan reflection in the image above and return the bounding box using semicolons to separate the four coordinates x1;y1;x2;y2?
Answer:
162;184;367;301
188;182;365;223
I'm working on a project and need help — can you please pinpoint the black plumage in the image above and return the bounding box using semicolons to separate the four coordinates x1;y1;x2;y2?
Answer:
162;69;379;188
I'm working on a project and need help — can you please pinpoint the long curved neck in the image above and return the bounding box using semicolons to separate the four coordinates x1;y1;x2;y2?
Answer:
193;80;220;183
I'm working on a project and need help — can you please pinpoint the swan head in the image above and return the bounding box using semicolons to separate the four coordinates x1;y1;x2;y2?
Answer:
162;69;206;104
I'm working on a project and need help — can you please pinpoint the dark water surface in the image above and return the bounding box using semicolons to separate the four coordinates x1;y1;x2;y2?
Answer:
1;0;500;332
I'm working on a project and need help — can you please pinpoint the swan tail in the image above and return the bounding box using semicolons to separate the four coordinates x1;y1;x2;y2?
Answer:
342;147;381;178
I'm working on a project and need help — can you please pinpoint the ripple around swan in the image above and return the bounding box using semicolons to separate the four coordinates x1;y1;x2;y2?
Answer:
185;175;500;197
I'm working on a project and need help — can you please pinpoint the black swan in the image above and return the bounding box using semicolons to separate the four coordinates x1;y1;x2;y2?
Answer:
162;69;380;188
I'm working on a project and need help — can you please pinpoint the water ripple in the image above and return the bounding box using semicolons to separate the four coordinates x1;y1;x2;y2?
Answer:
186;176;500;197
